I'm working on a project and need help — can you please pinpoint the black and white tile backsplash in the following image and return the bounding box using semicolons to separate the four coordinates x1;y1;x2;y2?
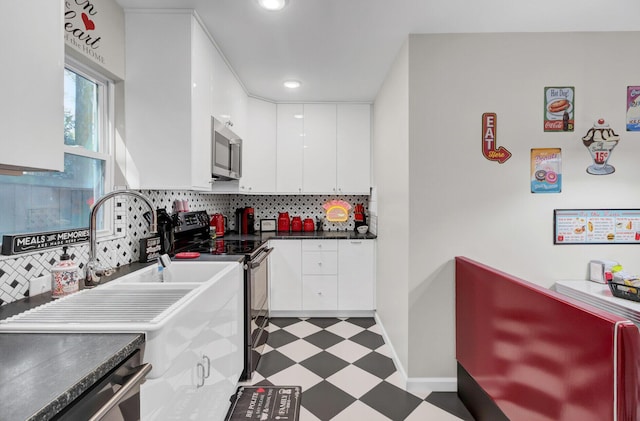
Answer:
0;191;369;305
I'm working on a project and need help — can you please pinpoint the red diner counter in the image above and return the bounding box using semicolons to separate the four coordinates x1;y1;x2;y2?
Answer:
455;257;640;421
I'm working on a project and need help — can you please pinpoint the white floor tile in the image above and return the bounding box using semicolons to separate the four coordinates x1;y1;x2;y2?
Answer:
384;370;407;390
325;320;365;338
325;339;372;363
266;363;323;391
405;401;464;420
282;320;323;338
326;364;384;399
332;400;391;421
298;405;322;421
367;323;383;334
374;343;393;358
276;338;323;363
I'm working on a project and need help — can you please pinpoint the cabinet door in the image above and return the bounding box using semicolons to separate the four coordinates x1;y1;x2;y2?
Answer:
276;104;304;193
338;240;375;310
302;251;338;275
190;19;214;190
337;104;371;194
0;0;64;174
240;98;276;193
303;104;337;193
125;11;192;189
269;240;302;311
303;275;338;310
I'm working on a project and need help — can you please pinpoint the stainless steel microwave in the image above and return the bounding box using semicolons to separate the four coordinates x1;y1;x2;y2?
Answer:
211;117;242;180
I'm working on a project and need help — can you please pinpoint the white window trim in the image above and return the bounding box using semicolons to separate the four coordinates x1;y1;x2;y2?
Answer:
64;57;119;240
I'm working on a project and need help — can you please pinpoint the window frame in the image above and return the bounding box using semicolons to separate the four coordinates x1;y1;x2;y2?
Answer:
64;57;116;239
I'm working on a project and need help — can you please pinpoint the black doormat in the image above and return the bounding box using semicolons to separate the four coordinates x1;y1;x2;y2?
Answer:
225;386;302;421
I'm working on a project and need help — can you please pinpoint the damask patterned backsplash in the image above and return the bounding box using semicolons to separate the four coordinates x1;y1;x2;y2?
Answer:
0;191;369;305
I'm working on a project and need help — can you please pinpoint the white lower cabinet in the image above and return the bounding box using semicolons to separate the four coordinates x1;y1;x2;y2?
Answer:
140;267;243;420
270;239;375;315
270;240;303;311
338;240;375;310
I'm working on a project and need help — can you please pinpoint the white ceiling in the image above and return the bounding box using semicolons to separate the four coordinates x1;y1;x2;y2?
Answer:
115;0;640;103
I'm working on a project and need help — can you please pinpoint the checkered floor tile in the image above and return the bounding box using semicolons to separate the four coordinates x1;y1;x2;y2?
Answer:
240;317;475;420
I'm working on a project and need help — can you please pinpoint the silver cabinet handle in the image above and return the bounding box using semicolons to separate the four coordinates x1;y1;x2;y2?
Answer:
202;355;210;378
350;241;362;244
197;362;206;388
87;363;152;421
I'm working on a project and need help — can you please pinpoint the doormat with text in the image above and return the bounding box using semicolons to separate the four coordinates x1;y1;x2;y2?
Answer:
225;386;301;421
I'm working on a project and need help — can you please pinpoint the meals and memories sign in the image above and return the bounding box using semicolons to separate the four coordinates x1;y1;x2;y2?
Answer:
2;229;90;255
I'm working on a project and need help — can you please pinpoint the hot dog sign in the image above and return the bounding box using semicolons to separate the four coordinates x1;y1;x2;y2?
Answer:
544;87;574;132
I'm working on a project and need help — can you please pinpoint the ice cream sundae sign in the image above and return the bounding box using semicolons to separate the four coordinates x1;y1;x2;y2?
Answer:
582;119;620;175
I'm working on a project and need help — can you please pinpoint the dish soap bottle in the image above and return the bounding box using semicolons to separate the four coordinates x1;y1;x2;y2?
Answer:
51;246;80;299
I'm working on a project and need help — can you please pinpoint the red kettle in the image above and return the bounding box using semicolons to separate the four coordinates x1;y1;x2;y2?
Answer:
278;212;290;232
210;213;225;237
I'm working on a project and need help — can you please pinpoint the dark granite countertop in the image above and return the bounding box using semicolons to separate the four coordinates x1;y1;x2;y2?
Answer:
260;230;377;240
0;262;155;421
0;332;144;421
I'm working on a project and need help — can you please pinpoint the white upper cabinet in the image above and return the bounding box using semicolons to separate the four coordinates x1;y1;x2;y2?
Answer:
239;98;277;193
276;104;304;193
275;103;371;194
0;0;64;174
337;104;371;194
303;104;337;193
125;11;212;190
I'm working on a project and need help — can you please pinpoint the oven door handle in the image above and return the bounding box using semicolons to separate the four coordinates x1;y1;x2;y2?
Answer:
87;363;152;421
249;247;274;269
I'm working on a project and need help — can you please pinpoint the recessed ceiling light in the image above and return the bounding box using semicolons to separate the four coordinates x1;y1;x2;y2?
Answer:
293;114;304;119
258;0;288;11
284;80;301;89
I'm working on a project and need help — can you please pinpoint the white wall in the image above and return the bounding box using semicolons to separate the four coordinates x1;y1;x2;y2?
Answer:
373;40;411;372
374;31;640;383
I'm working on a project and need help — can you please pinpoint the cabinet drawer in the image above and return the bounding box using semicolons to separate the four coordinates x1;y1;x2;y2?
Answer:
302;251;338;275
302;275;337;310
302;239;338;251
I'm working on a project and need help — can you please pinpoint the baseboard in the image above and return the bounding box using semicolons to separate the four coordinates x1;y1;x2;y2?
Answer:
269;310;375;318
373;313;458;393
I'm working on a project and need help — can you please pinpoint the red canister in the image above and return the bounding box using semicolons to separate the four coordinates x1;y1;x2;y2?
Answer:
291;216;302;232
278;212;290;232
303;218;314;232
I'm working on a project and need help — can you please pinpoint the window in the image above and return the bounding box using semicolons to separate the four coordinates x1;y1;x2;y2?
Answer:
0;59;113;238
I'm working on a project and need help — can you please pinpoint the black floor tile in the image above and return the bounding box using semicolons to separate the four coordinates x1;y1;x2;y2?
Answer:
266;328;298;348
305;317;342;329
255;350;296;378
299;351;350;379
346;317;377;329
302;329;344;349
348;329;385;349
269;317;302;329
302;380;356;420
352;351;397;379
359;381;423;420
425;392;476;420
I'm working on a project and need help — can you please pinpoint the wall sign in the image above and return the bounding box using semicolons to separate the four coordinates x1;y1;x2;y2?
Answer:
544;87;574;132
481;113;511;164
323;200;351;222
554;209;640;244
531;148;561;193
64;0;125;79
626;86;640;131
2;228;89;255
581;118;620;175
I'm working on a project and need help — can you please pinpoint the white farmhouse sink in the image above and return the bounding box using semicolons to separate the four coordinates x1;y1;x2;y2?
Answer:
0;260;243;379
116;261;236;283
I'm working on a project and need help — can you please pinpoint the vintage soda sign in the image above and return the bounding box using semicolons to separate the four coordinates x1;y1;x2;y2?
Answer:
544;87;574;132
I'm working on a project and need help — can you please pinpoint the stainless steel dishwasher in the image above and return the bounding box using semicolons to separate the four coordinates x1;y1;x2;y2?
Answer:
53;349;151;421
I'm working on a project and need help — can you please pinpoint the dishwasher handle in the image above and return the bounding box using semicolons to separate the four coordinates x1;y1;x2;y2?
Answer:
249;247;273;269
87;363;152;421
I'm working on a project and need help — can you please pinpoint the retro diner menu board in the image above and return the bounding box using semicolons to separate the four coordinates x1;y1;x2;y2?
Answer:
554;209;640;244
